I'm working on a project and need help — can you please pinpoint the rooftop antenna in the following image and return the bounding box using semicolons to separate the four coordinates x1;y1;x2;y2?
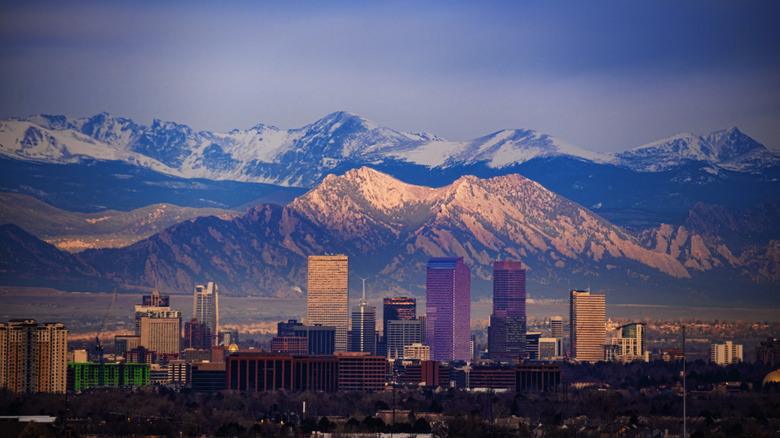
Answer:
359;277;368;304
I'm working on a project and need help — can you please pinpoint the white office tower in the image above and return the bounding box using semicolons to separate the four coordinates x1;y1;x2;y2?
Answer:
550;316;563;339
539;337;563;360
194;282;219;346
351;303;377;355
710;341;743;365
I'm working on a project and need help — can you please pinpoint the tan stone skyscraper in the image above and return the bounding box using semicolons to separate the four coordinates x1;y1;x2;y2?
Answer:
569;290;606;363
0;319;68;393
307;255;349;351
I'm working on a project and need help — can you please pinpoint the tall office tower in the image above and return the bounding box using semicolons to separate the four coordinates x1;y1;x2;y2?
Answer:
307;255;349;352
425;257;471;362
488;260;527;360
194;282;219;346
350;302;376;354
493;260;526;316
610;323;648;362
184;318;211;350
550;316;563;339
0;320;68;393
135;306;180;336
140;310;182;356
382;297;416;340
386;319;422;359
569;290;606;363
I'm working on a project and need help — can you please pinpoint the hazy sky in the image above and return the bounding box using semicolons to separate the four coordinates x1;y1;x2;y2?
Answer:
1;1;778;152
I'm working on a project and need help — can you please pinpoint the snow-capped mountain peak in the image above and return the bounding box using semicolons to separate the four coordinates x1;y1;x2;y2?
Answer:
1;111;776;187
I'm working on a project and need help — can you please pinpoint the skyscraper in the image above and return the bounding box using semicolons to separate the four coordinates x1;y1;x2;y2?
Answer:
386;319;422;359
140;312;182;356
0;319;68;393
350;303;376;355
550;316;563;339
194;282;219;346
492;260;526;317
382;297;416;339
307;255;349;351
569;290;606;363
488;260;527;360
184;318;211;350
425;257;471;362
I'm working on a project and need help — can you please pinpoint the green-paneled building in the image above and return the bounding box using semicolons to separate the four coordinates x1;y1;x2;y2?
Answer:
67;363;150;391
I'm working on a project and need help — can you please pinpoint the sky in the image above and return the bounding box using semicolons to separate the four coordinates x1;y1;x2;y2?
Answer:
1;1;779;153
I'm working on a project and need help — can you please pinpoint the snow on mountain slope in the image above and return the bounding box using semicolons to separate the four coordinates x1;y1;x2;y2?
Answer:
384;128;612;168
1;112;776;187
614;127;780;172
0;119;179;174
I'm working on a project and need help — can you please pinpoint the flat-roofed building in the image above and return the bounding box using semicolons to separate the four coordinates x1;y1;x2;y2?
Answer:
569;290;606;363
271;336;308;355
516;363;561;392
0;320;68;393
336;352;387;392
307;255;349;352
140;314;181;357
387;320;422;359
469;365;517;390
403;343;430;361
192;362;226;392
711;341;743;365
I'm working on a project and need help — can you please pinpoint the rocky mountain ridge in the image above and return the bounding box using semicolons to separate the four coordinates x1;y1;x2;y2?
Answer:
3;112;776;187
1;168;776;305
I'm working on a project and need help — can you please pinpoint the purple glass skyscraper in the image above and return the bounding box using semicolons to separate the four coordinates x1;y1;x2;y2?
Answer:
492;260;526;318
425;257;471;362
488;260;527;360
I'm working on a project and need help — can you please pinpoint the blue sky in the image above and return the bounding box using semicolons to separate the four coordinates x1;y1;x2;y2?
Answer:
1;1;778;152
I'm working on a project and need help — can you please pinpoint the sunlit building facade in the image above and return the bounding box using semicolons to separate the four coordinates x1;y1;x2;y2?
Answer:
569;290;606;363
307;255;349;352
0;320;68;393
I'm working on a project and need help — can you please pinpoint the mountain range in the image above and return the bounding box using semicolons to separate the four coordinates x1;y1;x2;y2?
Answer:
2;112;779;227
1;168;777;306
0;193;239;252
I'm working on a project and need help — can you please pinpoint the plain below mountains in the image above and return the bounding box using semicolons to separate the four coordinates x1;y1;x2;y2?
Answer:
1;168;777;306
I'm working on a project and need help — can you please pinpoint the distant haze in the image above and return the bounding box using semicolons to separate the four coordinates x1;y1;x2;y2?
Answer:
1;1;778;152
